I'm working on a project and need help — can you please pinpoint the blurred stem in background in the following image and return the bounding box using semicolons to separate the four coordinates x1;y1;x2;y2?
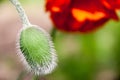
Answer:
51;27;57;41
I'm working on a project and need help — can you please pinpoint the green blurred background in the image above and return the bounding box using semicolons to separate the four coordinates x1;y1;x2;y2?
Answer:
0;0;120;80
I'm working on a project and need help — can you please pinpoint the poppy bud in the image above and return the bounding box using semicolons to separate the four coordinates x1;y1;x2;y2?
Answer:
17;25;57;75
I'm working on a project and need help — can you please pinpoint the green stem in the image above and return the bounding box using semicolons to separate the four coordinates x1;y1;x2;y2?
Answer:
33;75;47;80
51;28;57;41
33;75;40;80
9;0;31;27
17;71;26;80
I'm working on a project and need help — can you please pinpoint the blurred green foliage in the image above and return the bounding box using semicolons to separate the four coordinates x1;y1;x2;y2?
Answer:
46;19;120;80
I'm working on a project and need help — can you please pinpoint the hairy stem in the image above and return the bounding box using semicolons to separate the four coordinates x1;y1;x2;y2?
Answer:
17;71;26;80
9;0;31;27
33;75;39;80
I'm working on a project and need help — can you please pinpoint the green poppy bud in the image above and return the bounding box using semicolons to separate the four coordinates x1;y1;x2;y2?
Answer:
17;25;57;75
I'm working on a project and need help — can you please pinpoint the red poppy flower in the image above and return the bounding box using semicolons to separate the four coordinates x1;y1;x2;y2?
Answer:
46;0;120;33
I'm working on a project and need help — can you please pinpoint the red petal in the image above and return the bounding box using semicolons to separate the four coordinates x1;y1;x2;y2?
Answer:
101;0;120;9
46;0;120;33
46;0;70;12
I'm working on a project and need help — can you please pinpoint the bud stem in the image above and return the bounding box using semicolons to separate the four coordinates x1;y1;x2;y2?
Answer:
17;71;26;80
9;0;31;27
33;75;40;80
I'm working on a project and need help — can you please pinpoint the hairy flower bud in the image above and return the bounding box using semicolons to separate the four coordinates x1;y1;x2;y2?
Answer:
17;25;57;75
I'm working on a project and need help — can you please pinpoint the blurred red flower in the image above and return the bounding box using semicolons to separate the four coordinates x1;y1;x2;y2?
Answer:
46;0;120;33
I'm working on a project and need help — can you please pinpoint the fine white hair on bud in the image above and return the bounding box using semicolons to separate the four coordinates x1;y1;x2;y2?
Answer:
16;25;57;75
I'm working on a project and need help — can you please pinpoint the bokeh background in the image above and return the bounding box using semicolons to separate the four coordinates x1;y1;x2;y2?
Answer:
0;0;120;80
